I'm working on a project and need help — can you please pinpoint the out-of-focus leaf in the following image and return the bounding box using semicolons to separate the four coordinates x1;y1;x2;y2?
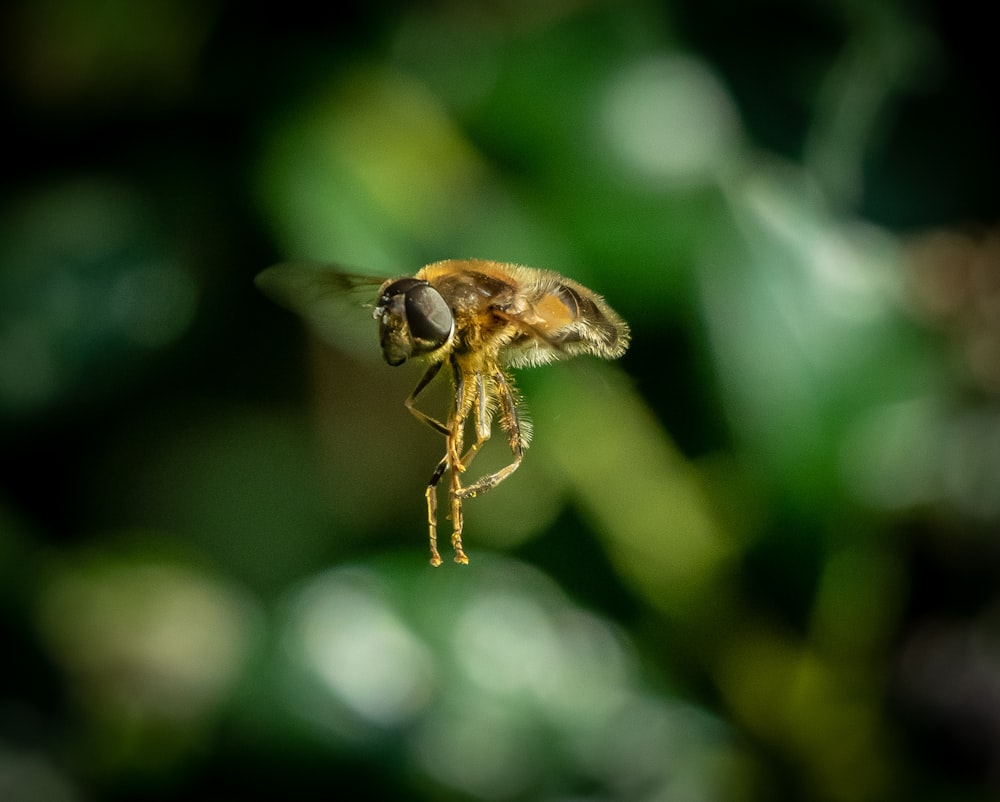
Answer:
0;178;198;416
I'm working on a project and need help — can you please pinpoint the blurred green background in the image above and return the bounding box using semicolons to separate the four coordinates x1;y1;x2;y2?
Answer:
2;1;999;800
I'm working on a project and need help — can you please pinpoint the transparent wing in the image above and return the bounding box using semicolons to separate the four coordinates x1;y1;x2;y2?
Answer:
255;261;389;354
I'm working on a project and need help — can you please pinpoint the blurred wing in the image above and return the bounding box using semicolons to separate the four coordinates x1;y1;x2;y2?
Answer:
254;262;388;353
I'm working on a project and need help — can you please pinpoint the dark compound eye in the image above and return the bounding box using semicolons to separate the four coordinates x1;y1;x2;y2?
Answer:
404;283;453;347
378;277;424;307
375;278;453;366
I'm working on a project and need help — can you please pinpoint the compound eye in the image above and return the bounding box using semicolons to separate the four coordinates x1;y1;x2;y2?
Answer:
378;277;424;307
405;284;453;349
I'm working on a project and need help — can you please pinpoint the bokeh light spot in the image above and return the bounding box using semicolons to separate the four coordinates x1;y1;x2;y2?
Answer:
286;568;434;729
602;54;741;186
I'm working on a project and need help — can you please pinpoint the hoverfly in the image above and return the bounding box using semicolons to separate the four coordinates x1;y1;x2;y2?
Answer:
255;259;630;566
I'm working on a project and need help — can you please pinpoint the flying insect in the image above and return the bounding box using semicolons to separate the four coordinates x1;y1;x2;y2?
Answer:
256;258;630;566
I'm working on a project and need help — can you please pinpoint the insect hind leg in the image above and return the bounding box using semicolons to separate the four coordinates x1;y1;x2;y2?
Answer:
455;453;522;499
456;369;525;500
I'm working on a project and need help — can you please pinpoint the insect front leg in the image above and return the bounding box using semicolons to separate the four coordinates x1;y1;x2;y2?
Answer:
422;358;470;565
408;360;459;565
405;361;449;435
456;369;524;500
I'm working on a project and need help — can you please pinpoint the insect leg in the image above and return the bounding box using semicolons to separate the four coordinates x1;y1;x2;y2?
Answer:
447;359;470;564
456;369;524;500
448;463;469;564
425;456;448;567
405;360;454;565
459;371;492;471
422;358;470;565
405;360;449;565
405;361;449;436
